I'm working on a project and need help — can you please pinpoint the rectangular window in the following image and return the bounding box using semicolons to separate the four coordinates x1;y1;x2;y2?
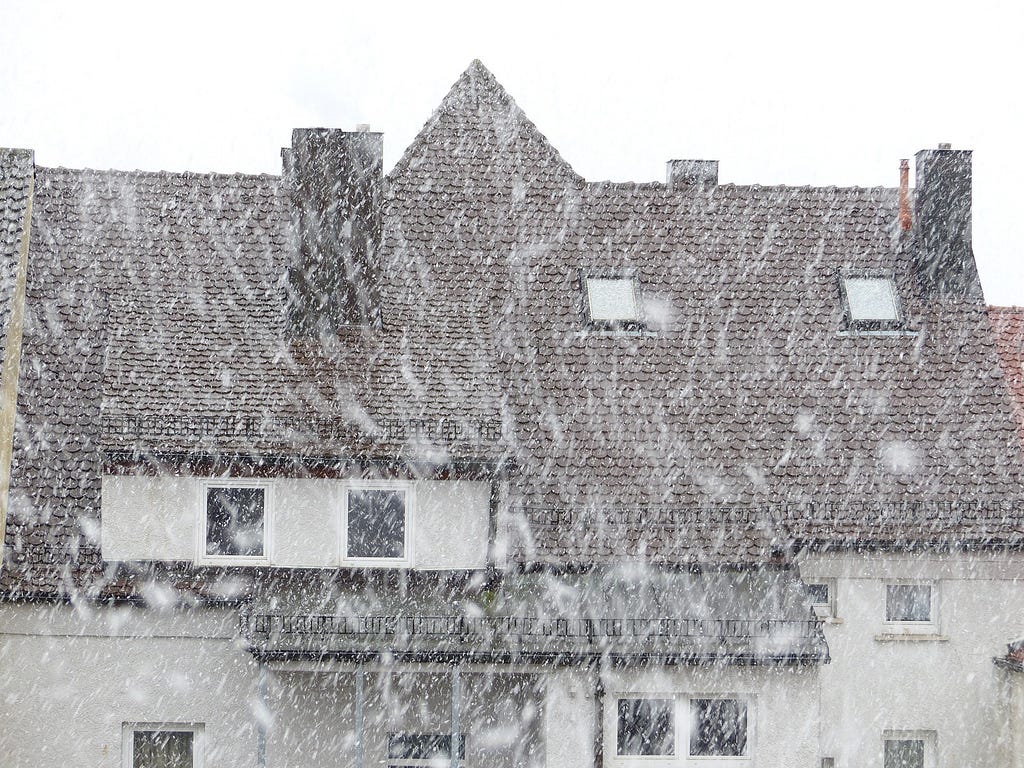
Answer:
388;733;465;766
689;699;747;757
886;584;932;623
585;276;642;326
884;739;924;768
616;698;674;756
346;488;408;561
124;723;202;768
806;580;836;618
611;696;750;762
882;732;938;768
841;275;903;331
204;484;267;560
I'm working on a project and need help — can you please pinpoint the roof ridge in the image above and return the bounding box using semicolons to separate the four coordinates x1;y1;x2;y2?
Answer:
37;165;281;181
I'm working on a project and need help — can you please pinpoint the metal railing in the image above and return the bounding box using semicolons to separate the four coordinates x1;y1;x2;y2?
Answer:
244;612;822;658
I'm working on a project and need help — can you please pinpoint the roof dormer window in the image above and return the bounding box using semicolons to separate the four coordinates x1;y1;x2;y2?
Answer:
584;276;643;329
841;275;903;331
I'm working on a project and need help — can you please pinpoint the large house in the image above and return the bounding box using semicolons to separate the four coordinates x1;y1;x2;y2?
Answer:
2;60;1024;768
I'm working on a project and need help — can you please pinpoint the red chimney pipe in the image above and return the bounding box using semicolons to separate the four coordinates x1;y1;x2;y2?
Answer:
898;159;912;231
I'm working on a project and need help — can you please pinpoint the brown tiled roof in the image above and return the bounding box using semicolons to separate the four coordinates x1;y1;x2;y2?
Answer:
3;61;1024;597
989;306;1024;437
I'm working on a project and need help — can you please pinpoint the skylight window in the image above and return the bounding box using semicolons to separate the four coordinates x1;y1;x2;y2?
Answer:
585;277;641;326
841;276;903;331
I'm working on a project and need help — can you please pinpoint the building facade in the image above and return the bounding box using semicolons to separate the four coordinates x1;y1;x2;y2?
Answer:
2;61;1023;768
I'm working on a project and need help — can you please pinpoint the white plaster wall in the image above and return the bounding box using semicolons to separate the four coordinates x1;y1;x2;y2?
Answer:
101;475;196;561
545;668;596;768
799;551;1024;768
415;481;489;569
100;476;490;570
0;604;259;768
274;478;339;567
601;665;819;768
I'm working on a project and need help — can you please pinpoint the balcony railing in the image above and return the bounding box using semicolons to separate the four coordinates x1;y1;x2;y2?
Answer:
243;612;825;662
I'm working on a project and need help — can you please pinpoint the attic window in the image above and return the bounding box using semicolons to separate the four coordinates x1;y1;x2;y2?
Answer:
585;276;643;328
841;276;903;331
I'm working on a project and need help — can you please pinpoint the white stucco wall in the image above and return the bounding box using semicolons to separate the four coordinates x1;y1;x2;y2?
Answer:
799;550;1024;768
0;603;260;768
101;475;490;570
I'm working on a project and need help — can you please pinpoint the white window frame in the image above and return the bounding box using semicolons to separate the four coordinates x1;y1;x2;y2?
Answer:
122;722;204;768
805;578;837;619
606;693;754;766
340;479;415;568
196;478;273;566
883;580;939;634
882;730;936;768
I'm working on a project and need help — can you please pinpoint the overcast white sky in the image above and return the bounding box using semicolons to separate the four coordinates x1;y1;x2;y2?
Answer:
2;1;1021;303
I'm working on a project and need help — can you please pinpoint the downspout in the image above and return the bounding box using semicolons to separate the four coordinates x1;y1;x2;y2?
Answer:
256;662;268;768
592;657;605;768
0;150;34;573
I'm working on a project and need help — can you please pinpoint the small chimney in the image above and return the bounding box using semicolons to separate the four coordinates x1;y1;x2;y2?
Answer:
912;144;981;299
666;159;718;192
898;159;912;232
283;128;383;334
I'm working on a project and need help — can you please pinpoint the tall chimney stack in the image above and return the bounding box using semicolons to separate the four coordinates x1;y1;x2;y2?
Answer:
912;145;981;299
284;128;383;335
898;159;912;232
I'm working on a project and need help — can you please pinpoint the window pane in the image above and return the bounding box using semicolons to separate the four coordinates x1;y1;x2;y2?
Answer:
690;699;747;756
886;585;931;622
807;583;830;605
133;730;193;768
586;278;639;321
347;489;406;559
616;698;674;756
206;486;265;557
844;277;899;321
388;733;465;760
885;739;924;768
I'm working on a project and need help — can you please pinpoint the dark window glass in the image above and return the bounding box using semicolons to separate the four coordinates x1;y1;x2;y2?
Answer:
347;489;406;559
388;733;465;761
690;699;747;756
616;698;674;756
807;583;830;605
133;730;194;768
886;585;931;622
206;486;265;557
884;739;925;768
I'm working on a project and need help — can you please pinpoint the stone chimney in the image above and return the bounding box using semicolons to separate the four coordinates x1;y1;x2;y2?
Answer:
284;128;383;334
666;159;718;192
912;145;981;299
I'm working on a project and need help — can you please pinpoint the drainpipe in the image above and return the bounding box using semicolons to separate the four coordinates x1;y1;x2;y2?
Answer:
356;664;366;768
451;664;462;768
256;662;268;768
593;658;605;768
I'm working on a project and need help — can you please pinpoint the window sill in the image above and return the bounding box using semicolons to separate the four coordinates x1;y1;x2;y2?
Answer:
874;633;948;643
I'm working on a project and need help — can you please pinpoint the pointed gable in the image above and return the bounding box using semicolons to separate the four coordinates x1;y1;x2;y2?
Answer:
388;60;583;194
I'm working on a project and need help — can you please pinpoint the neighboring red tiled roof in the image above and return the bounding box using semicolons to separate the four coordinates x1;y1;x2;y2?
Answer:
988;306;1024;437
3;61;1024;599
